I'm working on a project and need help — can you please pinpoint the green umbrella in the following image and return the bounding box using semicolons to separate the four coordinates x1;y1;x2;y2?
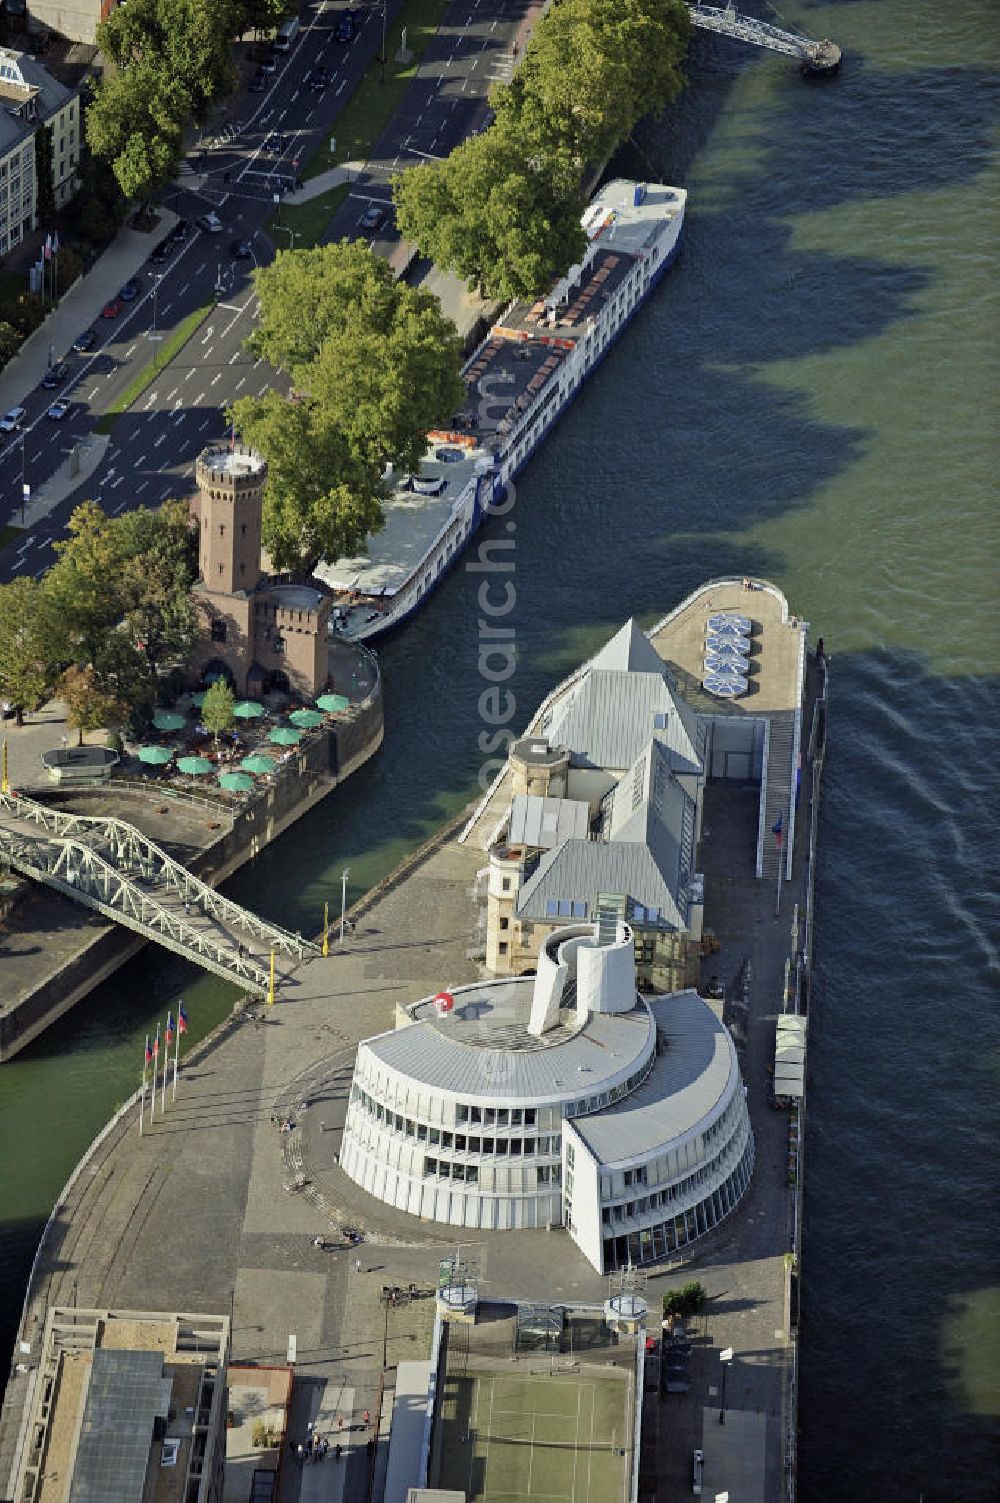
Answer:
138;745;173;765
241;754;276;775
219;771;254;792
177;755;214;775
316;693;350;713
233;700;265;719
289;707;323;729
268;726;302;747
190;691;207;707
152;709;186;732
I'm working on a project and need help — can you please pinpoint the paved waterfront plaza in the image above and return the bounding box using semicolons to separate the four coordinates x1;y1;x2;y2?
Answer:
0;613;817;1503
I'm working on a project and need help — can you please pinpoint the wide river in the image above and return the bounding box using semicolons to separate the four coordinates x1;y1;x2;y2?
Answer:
1;3;997;1496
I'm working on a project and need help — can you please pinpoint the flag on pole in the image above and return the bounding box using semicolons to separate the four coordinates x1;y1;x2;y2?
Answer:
229;421;236;452
178;1002;188;1035
44;233;52;261
165;1011;175;1047
144;1035;153;1067
52;231;59;255
172;1001;185;1101
772;814;783;849
152;1026;159;1060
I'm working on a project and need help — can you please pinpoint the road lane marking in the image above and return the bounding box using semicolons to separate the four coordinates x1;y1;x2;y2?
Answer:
166;387;178;400
125;344;136;358
184;368;195;381
136;480;149;492
229;351;240;364
194;391;206;403
235;376;246;391
210;373;222;386
110;475;124;488
153;434;166;447
198;417;211;431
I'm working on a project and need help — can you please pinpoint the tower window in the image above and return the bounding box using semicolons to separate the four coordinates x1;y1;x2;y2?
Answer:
219;524;225;536
241;524;247;536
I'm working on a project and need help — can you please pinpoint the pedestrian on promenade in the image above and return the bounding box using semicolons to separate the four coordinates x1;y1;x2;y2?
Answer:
363;1409;370;1427
355;1257;362;1274
296;1442;304;1463
184;900;191;916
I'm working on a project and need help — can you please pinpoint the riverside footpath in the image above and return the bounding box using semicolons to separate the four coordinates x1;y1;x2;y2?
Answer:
0;641;823;1503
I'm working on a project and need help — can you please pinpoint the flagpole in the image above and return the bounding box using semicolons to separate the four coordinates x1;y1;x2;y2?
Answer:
139;1042;147;1137
151;1023;159;1121
172;1014;181;1101
774;812;784;918
161;1021;169;1115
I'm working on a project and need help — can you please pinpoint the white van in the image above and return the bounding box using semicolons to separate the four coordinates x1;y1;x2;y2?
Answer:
273;15;300;51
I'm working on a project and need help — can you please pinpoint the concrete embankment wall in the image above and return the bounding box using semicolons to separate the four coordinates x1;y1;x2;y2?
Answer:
0;689;383;1061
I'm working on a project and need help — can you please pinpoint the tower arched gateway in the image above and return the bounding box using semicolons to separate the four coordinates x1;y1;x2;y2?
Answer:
188;445;332;697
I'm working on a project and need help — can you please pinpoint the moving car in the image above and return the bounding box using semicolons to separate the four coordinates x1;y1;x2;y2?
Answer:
265;132;286;153
0;406;25;432
150;240;172;264
249;71;267;92
260;53;279;74
358;204;385;232
168;219;190;243
335;13;356;42
47;400;70;421
231;239;253;260
101;299;121;318
72;329;97;352
42;361;69;389
196;212;223;233
118;279;139;301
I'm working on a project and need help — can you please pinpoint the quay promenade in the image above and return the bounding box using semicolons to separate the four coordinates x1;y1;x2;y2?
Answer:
0;590;822;1503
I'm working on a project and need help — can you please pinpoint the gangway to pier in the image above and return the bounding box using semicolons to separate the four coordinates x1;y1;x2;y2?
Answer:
688;3;841;73
0;792;318;995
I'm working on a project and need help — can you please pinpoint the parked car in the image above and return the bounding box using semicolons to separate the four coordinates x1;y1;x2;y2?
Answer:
101;299;121;319
150;240;172;265
259;53;279;74
336;13;356;42
358;204;385;233
249;71;267;92
231;239;253;260
265;132;286;153
196;212;223;234
119;279;139;301
0;406;25;432
42;361;69;389
168;219;190;244
72;329;97;352
47;400;71;421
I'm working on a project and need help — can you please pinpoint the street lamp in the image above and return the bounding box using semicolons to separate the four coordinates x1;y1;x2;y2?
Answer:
275;224;296;252
719;1347;734;1425
340;867;350;945
20;433;29;525
150;273;164;368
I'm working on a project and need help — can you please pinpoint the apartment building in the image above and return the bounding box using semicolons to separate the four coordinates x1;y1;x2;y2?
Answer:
0;48;79;259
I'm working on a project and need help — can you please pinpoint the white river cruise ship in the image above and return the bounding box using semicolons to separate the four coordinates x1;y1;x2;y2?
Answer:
315;178;686;641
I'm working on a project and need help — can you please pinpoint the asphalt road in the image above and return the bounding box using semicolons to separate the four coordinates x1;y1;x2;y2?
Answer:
0;0;531;587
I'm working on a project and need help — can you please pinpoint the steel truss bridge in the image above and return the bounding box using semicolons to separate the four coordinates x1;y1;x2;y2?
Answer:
688;3;841;69
0;792;318;995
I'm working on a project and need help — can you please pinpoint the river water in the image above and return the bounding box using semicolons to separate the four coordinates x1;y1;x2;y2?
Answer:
1;3;997;1496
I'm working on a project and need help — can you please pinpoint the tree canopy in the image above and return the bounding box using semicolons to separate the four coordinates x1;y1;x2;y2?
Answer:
231;242;465;570
88;0;250;201
0;579;54;726
42;500;198;725
392;0;690;298
393;125;588;301
201;679;235;746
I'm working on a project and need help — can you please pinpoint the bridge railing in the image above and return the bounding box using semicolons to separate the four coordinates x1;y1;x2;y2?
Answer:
0;793;318;961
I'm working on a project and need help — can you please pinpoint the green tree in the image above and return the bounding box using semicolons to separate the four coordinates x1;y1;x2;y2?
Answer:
34;125;56;231
42;499;198;699
201;679;235;747
58;664;126;746
0;321;21;368
662;1281;707;1321
0;579;54;726
492;0;691;169
235;242;464;568
393;126;587;299
229;390;385;572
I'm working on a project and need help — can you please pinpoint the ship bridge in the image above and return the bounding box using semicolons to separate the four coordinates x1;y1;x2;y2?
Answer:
688;3;842;72
0;792;318;995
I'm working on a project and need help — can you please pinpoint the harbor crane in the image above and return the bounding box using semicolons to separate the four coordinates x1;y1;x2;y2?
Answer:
688;3;842;75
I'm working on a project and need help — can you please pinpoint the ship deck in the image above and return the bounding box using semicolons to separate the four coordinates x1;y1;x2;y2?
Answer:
314;439;486;599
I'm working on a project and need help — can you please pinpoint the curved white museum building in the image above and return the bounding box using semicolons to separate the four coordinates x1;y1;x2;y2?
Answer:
339;919;754;1273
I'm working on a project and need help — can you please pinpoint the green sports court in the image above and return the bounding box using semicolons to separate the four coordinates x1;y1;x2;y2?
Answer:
432;1368;633;1502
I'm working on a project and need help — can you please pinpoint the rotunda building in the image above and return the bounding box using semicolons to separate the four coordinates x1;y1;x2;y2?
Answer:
340;919;754;1273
